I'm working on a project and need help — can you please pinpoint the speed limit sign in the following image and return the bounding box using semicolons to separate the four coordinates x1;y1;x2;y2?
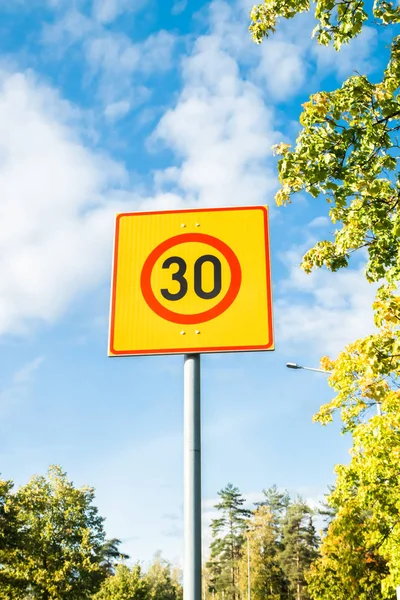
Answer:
109;206;274;355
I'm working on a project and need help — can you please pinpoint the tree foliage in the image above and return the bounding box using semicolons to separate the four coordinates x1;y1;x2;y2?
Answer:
251;0;400;286
256;486;290;542
0;466;124;599
250;0;400;596
0;476;24;598
207;484;251;600
94;564;149;600
279;502;318;600
250;0;399;48
206;485;317;600
145;552;182;600
238;506;287;600
94;554;182;600
307;334;400;598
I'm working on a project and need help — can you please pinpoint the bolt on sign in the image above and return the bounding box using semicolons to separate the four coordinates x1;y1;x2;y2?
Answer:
109;206;274;356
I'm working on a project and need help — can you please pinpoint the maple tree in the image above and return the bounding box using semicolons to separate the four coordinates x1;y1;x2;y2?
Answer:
250;0;400;596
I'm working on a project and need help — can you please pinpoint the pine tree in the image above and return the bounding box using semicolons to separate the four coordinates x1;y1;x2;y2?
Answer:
279;501;319;600
207;484;250;600
316;487;336;537
256;485;290;543
238;506;288;600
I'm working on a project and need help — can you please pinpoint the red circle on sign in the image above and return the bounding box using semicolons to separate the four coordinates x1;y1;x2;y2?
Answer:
140;233;242;324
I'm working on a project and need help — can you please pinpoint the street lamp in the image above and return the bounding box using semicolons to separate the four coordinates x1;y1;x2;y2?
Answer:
286;361;382;416
286;362;332;374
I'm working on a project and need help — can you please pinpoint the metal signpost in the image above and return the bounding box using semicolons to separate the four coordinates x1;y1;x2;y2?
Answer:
109;206;274;600
184;354;201;600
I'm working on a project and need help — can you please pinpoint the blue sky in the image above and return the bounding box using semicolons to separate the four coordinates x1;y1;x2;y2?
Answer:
0;0;387;568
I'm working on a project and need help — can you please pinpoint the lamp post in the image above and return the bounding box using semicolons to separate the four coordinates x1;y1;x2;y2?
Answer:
247;533;251;600
286;362;332;374
285;362;382;416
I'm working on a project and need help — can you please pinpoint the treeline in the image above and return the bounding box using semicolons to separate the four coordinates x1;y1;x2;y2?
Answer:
0;467;321;600
0;466;183;600
204;483;319;600
94;556;182;600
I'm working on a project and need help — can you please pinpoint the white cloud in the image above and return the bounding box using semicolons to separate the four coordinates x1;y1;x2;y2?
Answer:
0;355;44;417
86;32;141;73
86;30;176;104
153;32;280;207
172;0;187;15
41;3;177;106
225;2;377;101
255;37;308;101
0;0;379;341
13;356;45;384
44;0;74;7
43;11;177;106
204;3;311;102
0;62;207;337
313;26;378;79
204;1;374;106
0;70;132;336
139;31;177;74
41;8;93;48
85;30;176;77
251;12;378;101
104;99;131;121
92;0;147;24
275;245;377;357
308;216;330;229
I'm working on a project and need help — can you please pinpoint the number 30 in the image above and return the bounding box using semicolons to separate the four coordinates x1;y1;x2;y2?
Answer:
161;255;222;301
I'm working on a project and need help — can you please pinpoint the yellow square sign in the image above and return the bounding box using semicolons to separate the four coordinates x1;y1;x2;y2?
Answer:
109;206;274;356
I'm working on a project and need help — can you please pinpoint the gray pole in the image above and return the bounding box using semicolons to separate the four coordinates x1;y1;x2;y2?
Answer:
247;534;251;600
376;402;382;416
184;354;202;600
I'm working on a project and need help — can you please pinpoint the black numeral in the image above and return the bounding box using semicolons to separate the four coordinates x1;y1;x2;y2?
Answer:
161;254;222;301
194;255;222;300
161;256;188;301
